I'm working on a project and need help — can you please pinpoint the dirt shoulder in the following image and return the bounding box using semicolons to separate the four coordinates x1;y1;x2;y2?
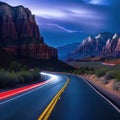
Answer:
81;74;120;109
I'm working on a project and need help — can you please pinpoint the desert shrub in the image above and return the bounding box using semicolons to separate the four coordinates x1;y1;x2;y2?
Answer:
104;71;115;80
72;67;94;75
80;67;89;74
95;68;108;77
11;69;41;85
17;71;34;83
102;71;115;84
6;72;19;87
88;70;94;74
17;72;25;84
113;82;120;92
0;71;19;88
29;68;41;81
0;68;41;88
88;68;94;74
115;72;120;82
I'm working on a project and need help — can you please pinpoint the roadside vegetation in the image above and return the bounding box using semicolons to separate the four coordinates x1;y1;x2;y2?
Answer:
0;61;42;88
71;66;120;92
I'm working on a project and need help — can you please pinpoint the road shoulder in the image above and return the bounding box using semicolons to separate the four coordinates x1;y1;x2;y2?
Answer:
79;75;120;110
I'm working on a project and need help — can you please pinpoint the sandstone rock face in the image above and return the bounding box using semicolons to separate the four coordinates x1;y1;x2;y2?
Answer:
0;3;40;42
20;43;58;59
2;45;17;55
0;2;58;60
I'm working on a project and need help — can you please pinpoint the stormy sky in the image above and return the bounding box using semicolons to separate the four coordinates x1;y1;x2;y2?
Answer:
1;0;120;47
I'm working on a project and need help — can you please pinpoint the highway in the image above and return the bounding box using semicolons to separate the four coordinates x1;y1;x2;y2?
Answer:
0;73;120;120
49;74;120;120
0;73;67;120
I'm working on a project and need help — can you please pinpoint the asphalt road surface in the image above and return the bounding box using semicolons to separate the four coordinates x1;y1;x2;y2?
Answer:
0;73;120;120
0;73;66;120
49;74;120;120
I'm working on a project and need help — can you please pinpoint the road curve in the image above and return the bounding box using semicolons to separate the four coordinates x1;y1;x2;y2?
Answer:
0;73;67;120
0;73;120;120
49;74;120;120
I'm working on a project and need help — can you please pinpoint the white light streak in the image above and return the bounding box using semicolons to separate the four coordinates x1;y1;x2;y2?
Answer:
41;72;58;80
47;23;82;33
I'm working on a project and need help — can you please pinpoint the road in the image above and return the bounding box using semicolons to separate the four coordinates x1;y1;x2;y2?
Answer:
0;73;67;120
0;73;120;120
49;74;120;120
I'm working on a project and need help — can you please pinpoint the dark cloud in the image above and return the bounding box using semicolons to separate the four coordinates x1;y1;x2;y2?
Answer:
1;0;120;47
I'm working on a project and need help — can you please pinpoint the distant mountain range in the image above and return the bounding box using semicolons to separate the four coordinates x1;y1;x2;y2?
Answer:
0;2;57;60
58;32;120;61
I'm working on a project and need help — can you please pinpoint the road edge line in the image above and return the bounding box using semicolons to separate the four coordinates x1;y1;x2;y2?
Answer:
38;76;70;120
81;77;120;113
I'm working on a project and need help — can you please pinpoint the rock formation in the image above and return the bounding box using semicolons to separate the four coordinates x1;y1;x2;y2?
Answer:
102;33;120;57
0;2;58;59
59;32;120;61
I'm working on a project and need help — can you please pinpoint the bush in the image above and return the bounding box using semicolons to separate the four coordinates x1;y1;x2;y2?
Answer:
0;71;19;88
95;68;108;77
115;72;120;82
113;82;120;92
88;68;95;74
17;70;41;84
104;71;115;80
6;72;19;87
72;67;94;75
17;71;34;83
17;72;25;84
0;68;41;88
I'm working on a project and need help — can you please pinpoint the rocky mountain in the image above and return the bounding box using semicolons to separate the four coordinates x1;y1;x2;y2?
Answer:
72;36;98;58
72;32;113;58
60;32;120;61
102;33;120;57
0;2;58;59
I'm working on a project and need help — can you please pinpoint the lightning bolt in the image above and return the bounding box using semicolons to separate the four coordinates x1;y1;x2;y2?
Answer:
47;23;82;33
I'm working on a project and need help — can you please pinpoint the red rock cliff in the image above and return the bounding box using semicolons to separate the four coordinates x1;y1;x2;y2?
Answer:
0;2;58;59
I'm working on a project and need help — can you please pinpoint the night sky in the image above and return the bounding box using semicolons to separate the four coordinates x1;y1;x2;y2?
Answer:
1;0;120;47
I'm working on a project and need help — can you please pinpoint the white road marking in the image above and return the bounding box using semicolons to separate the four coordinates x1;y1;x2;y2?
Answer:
82;78;120;113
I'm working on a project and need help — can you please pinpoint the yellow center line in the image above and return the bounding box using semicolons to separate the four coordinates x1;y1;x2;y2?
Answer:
38;76;70;120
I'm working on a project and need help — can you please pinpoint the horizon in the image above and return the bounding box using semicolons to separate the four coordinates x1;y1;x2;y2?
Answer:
1;0;120;47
